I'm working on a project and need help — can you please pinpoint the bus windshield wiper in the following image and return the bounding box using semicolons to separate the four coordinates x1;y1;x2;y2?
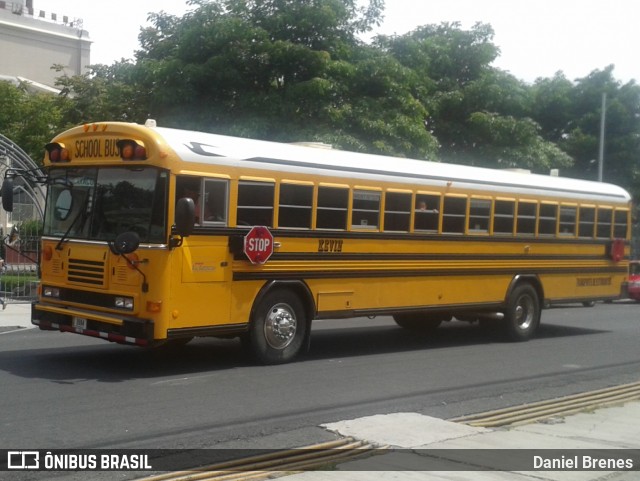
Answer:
55;193;92;251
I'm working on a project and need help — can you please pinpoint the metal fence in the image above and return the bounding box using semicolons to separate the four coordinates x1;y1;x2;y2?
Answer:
1;227;41;309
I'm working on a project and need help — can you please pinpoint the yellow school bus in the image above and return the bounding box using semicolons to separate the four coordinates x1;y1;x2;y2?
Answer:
1;120;632;363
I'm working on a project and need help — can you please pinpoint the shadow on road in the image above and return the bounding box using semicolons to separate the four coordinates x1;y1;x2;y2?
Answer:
0;317;608;383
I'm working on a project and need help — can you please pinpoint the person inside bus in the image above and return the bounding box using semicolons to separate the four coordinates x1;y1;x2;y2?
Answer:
416;200;438;213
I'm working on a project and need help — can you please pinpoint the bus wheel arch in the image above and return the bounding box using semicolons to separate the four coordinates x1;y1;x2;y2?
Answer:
502;276;543;342
247;281;315;364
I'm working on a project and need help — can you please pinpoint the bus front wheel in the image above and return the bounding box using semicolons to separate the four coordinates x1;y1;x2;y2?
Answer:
503;284;540;342
247;290;308;365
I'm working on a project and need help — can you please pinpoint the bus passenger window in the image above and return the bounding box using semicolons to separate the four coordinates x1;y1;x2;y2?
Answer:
578;206;595;238
352;190;380;229
442;196;466;234
384;192;411;232
516;201;536;236
493;200;515;235
613;210;629;238
203;179;228;224
596;208;613;238
469;198;491;233
316;186;348;230
559;206;577;236
538;203;558;236
279;183;313;229
414;194;440;231
237;181;274;227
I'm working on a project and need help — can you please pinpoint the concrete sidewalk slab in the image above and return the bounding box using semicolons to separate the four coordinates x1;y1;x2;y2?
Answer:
0;302;33;332
323;413;487;448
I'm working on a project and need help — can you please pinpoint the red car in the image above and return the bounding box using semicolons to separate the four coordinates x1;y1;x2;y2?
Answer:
627;261;640;301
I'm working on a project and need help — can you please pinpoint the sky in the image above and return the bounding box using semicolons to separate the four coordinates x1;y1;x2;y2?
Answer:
53;0;639;84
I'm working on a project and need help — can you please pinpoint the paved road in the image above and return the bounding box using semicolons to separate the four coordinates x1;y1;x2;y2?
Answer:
0;301;638;454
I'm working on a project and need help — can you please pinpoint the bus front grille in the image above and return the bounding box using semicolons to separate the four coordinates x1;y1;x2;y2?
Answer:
68;258;106;287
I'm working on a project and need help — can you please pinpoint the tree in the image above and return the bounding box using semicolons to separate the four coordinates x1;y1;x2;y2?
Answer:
0;80;66;163
131;0;438;157
380;23;572;172
54;61;148;125
532;66;640;197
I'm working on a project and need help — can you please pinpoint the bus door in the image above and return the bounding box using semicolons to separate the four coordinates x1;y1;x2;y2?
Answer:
170;177;232;329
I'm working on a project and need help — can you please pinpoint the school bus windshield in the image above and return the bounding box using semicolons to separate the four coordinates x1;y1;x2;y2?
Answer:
43;166;169;243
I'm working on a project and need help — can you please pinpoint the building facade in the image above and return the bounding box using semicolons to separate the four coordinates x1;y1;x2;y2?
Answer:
0;0;90;89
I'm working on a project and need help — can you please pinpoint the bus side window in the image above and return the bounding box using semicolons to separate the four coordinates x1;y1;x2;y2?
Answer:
203;179;228;225
414;193;440;232
469;198;491;233
559;206;577;236
384;192;411;232
317;186;348;230
613;209;629;238
596;207;613;239
539;203;558;236
442;195;467;234
351;190;380;229
237;181;274;227
493;199;515;235
516;201;537;236
279;183;313;229
578;206;595;238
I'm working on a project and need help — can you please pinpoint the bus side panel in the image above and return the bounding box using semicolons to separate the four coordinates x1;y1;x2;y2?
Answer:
168;239;233;330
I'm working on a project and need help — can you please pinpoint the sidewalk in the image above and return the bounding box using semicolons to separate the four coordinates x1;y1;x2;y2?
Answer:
0;302;33;333
280;402;640;480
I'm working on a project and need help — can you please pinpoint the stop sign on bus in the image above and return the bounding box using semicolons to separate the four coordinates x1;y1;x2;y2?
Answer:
244;226;274;264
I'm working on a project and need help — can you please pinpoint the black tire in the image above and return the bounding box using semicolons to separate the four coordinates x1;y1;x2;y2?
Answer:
582;301;596;307
393;313;443;331
502;284;540;342
247;289;308;364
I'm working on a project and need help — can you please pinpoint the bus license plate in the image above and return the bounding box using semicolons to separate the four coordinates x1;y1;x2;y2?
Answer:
72;317;87;330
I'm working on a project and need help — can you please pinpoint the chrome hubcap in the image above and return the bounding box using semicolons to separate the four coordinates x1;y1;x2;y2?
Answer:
515;296;534;330
264;303;297;350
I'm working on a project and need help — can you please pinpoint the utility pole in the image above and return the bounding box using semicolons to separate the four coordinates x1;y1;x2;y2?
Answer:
598;92;606;182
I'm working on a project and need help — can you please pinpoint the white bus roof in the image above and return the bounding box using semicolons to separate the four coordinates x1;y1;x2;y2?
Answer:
154;125;631;204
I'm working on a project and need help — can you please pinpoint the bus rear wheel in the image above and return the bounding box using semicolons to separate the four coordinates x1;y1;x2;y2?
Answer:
247;289;307;364
502;284;540;341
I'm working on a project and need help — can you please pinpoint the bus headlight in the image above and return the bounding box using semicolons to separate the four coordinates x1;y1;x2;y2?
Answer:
115;296;134;310
42;286;61;298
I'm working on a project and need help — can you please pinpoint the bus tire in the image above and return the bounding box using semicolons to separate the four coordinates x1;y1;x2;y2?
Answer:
503;284;540;342
248;289;307;365
393;314;442;331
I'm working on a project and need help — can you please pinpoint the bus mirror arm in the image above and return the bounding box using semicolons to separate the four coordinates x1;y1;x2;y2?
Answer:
108;231;149;293
122;254;149;293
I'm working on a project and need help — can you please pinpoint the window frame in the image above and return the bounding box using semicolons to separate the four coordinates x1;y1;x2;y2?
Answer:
236;178;275;228
278;181;314;230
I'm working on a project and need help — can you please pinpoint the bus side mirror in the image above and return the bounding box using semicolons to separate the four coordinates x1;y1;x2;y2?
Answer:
175;197;195;237
1;178;14;212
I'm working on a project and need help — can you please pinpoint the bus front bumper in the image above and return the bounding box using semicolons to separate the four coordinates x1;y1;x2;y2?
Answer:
32;303;154;346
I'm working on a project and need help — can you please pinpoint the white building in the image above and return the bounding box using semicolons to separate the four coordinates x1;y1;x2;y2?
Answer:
0;0;90;90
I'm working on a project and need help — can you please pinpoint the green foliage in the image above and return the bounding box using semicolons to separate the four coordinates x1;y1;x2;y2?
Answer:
531;66;640;197
0;81;66;163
